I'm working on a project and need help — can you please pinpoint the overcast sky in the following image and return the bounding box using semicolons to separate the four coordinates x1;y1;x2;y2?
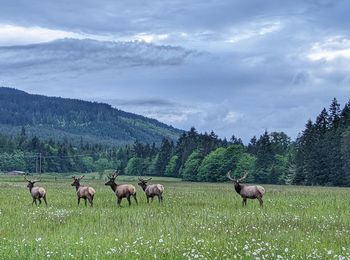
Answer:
0;0;349;142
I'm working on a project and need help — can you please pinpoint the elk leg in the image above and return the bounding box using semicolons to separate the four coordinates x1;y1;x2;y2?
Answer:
160;195;163;204
38;198;42;205
43;196;48;206
84;198;87;207
151;197;154;203
157;195;161;203
87;196;93;207
127;196;131;207
258;197;263;207
90;196;94;207
242;198;247;207
77;197;81;206
32;199;37;206
117;198;122;207
133;194;138;205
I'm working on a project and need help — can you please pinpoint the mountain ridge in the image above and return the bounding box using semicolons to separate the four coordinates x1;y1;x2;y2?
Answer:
0;87;182;145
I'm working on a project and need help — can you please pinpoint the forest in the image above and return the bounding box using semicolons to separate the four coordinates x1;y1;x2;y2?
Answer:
0;98;350;186
0;87;181;146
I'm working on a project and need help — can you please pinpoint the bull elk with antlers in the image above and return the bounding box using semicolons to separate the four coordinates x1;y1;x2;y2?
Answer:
71;175;95;207
227;171;265;207
105;171;138;207
138;177;164;204
25;176;47;206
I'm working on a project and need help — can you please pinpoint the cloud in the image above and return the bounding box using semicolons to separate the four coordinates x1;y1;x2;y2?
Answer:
0;23;180;47
0;1;324;48
224;111;243;123
226;21;282;44
308;36;350;61
0;38;197;78
100;98;203;125
0;24;82;46
131;33;169;43
106;98;176;107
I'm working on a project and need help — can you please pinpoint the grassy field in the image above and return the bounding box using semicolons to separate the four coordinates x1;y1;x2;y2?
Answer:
0;174;350;259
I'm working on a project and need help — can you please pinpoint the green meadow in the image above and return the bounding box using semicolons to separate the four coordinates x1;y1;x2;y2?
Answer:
0;175;350;259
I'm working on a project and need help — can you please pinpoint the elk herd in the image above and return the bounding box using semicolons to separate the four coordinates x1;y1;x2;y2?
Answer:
24;170;265;208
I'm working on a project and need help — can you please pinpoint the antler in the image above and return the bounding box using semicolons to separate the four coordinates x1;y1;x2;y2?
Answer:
114;171;119;178
33;177;41;183
237;171;248;182
139;177;152;182
24;176;41;183
79;175;85;180
106;171;118;179
227;171;235;181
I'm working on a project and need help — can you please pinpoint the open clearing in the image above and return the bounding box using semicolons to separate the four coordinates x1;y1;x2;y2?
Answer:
0;175;350;259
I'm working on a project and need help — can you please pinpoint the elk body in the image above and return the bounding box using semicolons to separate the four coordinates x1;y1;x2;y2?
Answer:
71;175;95;207
227;171;265;207
105;172;138;207
25;176;47;206
138;178;164;204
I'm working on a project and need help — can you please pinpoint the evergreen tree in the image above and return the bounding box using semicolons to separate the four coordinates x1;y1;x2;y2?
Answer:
294;99;350;186
247;136;257;155
254;131;274;183
230;134;243;145
154;139;174;175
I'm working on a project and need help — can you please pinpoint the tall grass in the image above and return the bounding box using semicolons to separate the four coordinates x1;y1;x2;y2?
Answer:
0;175;350;259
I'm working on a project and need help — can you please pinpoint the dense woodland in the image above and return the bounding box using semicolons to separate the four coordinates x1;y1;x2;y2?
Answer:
293;98;350;186
0;97;350;186
0;87;181;146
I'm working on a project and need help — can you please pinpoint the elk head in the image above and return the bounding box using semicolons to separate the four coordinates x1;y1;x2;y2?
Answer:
71;175;84;187
105;171;118;186
24;176;41;189
227;171;248;188
138;177;152;189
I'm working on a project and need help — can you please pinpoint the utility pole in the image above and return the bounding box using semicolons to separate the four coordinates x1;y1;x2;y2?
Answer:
35;154;38;174
39;153;42;175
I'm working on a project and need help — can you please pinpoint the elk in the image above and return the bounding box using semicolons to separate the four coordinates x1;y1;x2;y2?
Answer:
71;175;95;207
227;171;265;207
105;171;138;207
25;176;47;206
138;177;164;204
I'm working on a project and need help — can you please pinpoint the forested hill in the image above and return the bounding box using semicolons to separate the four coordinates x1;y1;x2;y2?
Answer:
0;87;182;145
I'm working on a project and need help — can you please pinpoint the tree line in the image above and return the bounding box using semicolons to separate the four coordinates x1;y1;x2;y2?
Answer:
0;98;349;186
293;98;350;186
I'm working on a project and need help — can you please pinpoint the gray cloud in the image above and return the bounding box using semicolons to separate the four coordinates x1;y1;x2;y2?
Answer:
0;1;342;44
0;39;196;74
98;98;177;107
1;1;350;142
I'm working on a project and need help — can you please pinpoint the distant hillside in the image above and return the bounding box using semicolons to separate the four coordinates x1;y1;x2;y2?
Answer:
0;87;182;145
